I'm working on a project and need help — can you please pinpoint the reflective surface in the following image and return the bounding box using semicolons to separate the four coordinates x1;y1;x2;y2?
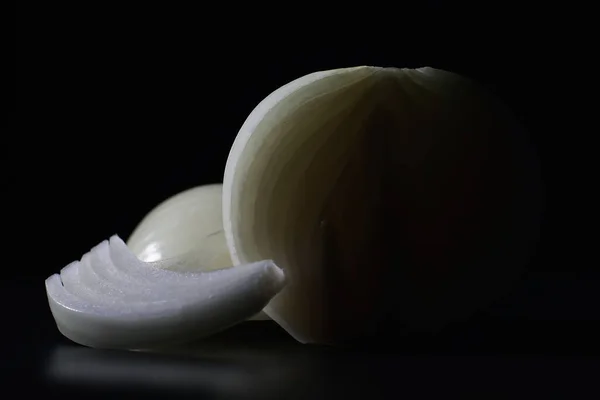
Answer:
39;318;600;399
44;325;320;399
5;275;600;399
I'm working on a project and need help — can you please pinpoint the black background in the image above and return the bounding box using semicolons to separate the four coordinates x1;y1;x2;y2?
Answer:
11;3;597;398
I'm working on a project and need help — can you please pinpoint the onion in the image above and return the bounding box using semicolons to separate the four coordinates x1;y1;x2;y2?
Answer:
46;66;543;349
222;66;543;345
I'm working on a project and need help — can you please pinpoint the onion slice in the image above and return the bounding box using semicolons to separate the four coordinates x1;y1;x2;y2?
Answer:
46;235;286;350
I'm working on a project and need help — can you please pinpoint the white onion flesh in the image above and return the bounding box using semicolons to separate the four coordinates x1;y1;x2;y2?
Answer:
46;235;286;350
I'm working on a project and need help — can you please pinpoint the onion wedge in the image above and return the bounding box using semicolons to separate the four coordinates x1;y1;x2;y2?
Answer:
46;235;286;350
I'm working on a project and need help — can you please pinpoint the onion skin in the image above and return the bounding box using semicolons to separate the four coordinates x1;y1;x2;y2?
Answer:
223;66;544;345
127;184;232;271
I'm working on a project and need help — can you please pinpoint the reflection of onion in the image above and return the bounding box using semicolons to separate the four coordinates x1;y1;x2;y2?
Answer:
222;66;544;345
45;340;311;399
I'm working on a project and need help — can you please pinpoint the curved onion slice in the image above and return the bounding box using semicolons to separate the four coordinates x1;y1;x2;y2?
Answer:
46;235;286;349
71;237;225;301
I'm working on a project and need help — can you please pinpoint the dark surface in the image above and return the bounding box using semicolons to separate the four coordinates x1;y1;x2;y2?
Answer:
5;272;600;398
13;4;596;398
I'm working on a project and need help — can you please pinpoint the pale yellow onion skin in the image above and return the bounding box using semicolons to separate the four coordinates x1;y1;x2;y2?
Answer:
223;66;544;345
127;183;270;320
